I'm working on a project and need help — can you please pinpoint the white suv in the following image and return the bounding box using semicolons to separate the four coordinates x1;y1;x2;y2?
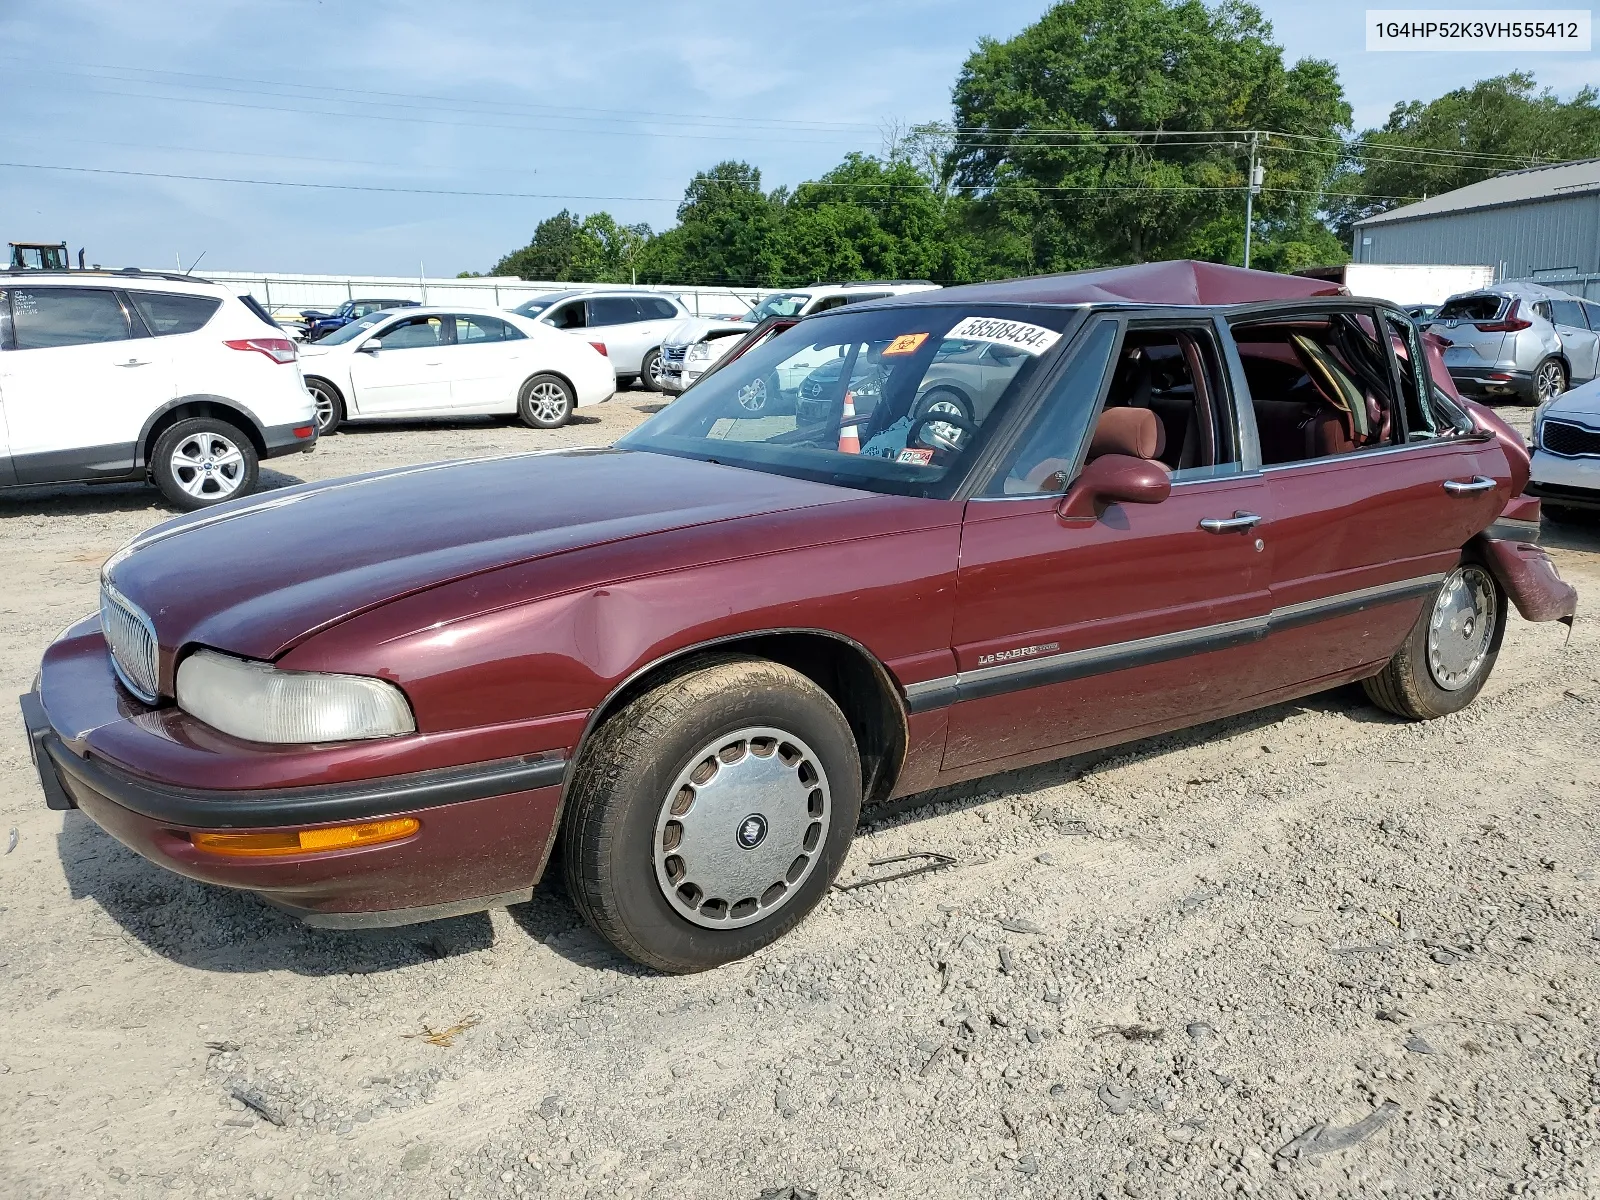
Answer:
0;270;318;510
508;290;689;391
658;281;941;393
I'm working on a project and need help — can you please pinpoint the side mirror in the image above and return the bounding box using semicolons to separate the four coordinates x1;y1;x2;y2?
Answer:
1056;453;1171;523
358;338;381;354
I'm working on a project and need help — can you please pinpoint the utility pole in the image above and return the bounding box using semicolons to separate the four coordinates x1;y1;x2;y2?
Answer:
1243;131;1263;269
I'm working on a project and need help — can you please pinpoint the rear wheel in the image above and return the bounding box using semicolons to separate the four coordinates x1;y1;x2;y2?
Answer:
1534;358;1567;405
150;417;259;511
306;378;343;435
561;657;862;973
1363;563;1505;719
518;374;575;429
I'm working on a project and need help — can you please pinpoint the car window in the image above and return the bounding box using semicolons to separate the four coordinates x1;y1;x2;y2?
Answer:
1232;310;1401;466
377;315;445;349
1531;301;1552;322
454;314;521;342
745;292;809;321
587;297;643;326
319;311;387;345
0;289;11;348
639;296;680;320
809;295;856;315
9;287;131;349
129;291;221;336
619;305;1076;499
1549;299;1587;329
545;301;586;330
1584;302;1600;331
985;321;1119;496
1436;294;1503;322
1382;313;1442;440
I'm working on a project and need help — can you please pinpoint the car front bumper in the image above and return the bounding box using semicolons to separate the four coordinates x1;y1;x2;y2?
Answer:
21;631;569;928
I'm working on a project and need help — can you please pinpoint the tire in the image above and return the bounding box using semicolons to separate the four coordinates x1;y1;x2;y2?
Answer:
306;378;343;435
1362;563;1505;720
1534;358;1567;405
518;374;576;429
1543;503;1588;525
562;657;862;973
639;348;665;393
150;417;260;511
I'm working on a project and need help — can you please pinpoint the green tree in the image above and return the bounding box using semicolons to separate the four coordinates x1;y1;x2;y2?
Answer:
663;161;788;286
1328;73;1600;241
951;0;1350;271
490;209;654;282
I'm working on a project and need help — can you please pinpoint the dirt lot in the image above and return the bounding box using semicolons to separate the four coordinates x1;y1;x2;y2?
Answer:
1;393;1597;1200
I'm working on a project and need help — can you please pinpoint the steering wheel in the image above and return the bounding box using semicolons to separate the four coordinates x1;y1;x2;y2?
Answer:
906;408;980;454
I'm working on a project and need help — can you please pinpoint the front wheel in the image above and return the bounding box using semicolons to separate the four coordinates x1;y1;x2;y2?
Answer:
640;348;665;393
518;374;576;429
150;418;260;511
306;378;343;435
1362;563;1505;719
561;657;862;973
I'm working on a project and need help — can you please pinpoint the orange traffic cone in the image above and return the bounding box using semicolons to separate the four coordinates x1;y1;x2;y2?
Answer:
838;390;861;454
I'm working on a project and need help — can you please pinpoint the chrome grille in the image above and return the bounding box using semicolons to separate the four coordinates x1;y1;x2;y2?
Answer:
1542;419;1600;457
662;344;687;364
100;584;160;702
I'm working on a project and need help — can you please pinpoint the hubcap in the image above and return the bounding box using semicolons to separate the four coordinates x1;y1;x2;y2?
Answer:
1538;364;1564;401
169;432;245;499
736;377;768;412
528;381;570;423
1427;565;1496;691
654;726;830;929
647;354;666;386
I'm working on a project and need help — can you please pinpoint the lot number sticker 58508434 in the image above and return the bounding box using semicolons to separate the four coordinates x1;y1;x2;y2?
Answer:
945;316;1061;356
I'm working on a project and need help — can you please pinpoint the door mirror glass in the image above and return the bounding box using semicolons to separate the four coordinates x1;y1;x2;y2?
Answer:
1057;453;1172;522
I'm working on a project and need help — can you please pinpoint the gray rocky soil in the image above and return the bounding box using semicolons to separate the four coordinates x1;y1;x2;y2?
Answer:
1;395;1596;1200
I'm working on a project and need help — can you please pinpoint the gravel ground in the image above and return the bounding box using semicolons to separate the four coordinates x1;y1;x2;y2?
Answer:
1;394;1597;1200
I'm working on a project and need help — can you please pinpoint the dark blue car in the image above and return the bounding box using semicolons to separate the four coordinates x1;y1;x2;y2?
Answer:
299;297;418;341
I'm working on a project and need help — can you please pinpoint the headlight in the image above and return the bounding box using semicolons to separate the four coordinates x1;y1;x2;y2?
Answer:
176;649;416;743
684;341;715;364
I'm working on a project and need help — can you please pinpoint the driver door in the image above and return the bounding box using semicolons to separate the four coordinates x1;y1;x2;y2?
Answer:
943;317;1274;771
346;314;453;415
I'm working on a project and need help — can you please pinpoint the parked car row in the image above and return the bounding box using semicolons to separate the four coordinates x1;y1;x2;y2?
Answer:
21;259;1578;974
0;269;618;509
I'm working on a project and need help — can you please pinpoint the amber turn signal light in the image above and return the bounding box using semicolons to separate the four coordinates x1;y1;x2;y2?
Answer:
189;817;419;857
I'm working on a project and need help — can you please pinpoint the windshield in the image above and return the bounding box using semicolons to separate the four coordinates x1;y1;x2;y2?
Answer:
512;294;563;318
617;305;1079;498
319;311;390;345
744;292;809;322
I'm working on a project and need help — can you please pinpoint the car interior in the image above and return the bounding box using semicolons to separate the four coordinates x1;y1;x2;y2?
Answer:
1232;313;1398;465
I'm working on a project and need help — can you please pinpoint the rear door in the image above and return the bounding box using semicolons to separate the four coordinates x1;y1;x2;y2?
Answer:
1550;297;1599;383
585;296;649;372
0;285;174;484
943;315;1274;770
446;314;527;410
345;314;453;415
1239;304;1501;688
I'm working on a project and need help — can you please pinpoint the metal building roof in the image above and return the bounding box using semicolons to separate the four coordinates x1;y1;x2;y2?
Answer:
1356;158;1600;227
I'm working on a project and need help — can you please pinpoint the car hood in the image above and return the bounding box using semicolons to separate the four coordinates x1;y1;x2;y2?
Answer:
105;449;862;667
1545;378;1600;421
665;317;754;345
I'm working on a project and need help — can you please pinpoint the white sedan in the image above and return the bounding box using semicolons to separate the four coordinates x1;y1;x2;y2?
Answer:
296;306;615;434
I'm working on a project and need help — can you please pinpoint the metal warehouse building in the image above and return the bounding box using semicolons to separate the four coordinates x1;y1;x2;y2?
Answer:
1352;158;1600;300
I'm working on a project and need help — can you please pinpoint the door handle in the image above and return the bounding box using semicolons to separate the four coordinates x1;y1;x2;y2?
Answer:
116;359;153;367
1199;511;1262;533
1443;475;1496;495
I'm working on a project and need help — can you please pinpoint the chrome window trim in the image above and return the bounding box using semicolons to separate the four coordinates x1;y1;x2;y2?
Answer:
904;571;1446;713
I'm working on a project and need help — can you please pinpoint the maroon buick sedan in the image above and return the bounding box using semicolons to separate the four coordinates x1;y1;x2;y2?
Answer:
22;261;1577;973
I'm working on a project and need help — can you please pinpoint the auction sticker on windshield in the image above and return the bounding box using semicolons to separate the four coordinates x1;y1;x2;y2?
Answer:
944;316;1061;355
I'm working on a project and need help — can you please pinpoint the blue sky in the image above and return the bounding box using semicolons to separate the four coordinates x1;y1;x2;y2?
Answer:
2;0;1596;277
